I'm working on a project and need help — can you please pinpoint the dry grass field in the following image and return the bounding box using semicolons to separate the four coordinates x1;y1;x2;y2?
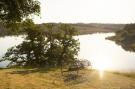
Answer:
0;68;135;89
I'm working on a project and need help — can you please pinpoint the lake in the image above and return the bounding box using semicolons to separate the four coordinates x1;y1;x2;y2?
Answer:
0;33;135;72
0;36;24;67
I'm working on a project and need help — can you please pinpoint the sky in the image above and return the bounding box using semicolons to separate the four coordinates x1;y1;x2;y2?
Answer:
34;0;135;24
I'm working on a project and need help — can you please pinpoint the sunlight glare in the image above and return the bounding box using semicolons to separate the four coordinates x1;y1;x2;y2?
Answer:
95;62;107;78
98;66;104;79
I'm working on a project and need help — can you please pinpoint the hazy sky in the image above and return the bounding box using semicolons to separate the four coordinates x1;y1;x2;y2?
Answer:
34;0;135;24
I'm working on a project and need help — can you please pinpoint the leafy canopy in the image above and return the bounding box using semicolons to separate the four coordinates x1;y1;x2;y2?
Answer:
1;20;80;67
0;0;40;24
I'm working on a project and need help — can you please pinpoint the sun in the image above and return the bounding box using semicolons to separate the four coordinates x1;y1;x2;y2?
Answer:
95;61;107;70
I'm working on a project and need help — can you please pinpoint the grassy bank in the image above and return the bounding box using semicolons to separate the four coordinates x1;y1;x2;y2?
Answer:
0;68;135;89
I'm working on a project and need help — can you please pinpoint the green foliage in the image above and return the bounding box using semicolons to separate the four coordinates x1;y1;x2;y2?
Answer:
2;19;47;67
0;0;40;23
1;21;80;68
44;24;80;67
57;24;79;64
0;0;40;34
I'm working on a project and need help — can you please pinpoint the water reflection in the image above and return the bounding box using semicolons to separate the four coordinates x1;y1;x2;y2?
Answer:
0;36;24;67
76;33;135;72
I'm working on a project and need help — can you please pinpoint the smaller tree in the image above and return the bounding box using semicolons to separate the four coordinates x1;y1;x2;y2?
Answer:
2;19;48;67
56;24;80;75
44;23;59;66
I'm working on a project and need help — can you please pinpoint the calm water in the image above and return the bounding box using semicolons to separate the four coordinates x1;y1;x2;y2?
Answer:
0;33;135;72
0;36;24;67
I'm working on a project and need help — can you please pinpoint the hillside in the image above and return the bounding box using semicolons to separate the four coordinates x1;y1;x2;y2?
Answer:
0;68;135;89
107;24;135;52
71;23;125;35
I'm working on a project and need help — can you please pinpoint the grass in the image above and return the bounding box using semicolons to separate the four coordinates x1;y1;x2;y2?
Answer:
112;71;135;78
0;68;135;89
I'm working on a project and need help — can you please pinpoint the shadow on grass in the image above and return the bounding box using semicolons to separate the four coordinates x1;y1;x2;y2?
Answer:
0;68;4;70
8;67;57;75
64;74;80;82
0;67;11;70
63;73;87;85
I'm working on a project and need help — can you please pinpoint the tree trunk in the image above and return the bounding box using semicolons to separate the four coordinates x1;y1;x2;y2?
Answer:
60;62;63;76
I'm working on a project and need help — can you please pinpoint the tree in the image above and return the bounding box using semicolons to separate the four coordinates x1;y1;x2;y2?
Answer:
1;23;80;70
0;0;40;33
2;19;48;67
56;24;80;75
44;23;58;67
0;0;40;23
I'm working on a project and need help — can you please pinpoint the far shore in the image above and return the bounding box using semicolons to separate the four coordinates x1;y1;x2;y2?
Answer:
0;23;125;37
